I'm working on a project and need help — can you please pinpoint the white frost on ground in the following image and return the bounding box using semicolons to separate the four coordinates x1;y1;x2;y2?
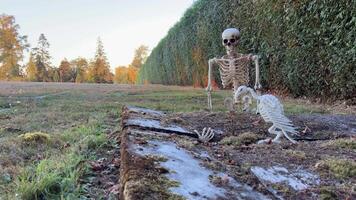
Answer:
216;172;272;200
127;118;189;133
132;140;270;200
0;108;11;113
127;106;166;117
251;166;320;191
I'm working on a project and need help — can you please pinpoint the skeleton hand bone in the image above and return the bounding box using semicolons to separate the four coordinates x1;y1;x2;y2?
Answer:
254;83;262;90
194;127;214;142
206;84;212;92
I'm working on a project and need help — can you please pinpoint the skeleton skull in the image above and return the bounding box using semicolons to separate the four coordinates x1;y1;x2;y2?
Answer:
222;28;240;52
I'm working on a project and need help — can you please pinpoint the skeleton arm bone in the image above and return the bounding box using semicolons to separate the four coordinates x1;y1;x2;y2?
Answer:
206;58;218;111
206;58;217;92
251;55;262;90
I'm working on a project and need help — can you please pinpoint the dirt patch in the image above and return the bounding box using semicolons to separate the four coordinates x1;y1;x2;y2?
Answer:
120;106;355;199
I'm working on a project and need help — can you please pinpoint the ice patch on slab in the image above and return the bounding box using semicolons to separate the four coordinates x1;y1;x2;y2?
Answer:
127;106;166;117
0;108;11;114
132;140;270;200
216;172;271;200
251;166;320;191
127;118;189;134
133;141;225;199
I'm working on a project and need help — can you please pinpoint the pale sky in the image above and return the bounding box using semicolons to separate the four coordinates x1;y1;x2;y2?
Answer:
1;0;193;70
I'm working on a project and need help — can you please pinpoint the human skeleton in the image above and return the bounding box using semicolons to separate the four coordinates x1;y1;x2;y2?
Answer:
206;28;262;110
195;28;262;143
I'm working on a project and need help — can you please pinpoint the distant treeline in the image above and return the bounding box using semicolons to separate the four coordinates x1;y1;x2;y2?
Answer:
138;0;355;101
0;14;148;84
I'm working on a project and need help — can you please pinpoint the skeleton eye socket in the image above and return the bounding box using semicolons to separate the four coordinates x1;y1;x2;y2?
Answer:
223;39;228;44
230;39;236;43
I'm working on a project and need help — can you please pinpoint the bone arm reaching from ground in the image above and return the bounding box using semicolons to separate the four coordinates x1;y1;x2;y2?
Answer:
194;127;215;142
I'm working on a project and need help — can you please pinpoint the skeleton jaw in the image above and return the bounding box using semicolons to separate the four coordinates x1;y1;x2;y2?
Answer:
226;47;237;57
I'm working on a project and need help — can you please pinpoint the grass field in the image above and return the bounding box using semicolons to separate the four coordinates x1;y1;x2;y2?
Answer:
0;82;354;199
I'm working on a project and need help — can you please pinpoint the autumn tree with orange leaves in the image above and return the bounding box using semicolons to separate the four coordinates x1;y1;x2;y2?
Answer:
87;38;113;83
114;45;148;84
0;14;28;80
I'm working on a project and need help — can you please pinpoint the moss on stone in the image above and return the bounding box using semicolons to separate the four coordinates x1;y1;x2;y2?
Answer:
18;132;50;143
319;186;338;200
220;132;260;146
323;138;356;150
316;158;356;179
284;150;307;160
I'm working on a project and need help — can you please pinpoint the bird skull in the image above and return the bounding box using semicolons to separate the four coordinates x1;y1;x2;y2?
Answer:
222;28;240;53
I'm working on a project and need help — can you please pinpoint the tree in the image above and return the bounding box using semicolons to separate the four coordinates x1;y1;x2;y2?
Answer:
32;33;52;81
25;52;37;81
114;66;138;84
130;45;148;69
52;69;60;82
114;66;129;84
87;37;113;83
58;58;72;82
0;14;28;80
114;46;145;84
127;67;138;83
70;57;88;83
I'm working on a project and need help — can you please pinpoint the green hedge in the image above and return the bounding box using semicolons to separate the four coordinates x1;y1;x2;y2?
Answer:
138;0;356;101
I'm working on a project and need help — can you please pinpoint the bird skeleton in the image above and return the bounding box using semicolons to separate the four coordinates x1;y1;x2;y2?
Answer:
224;97;235;112
234;86;298;144
194;127;214;142
242;95;253;113
206;28;262;111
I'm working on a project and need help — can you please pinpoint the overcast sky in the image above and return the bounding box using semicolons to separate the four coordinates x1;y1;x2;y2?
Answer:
1;0;193;70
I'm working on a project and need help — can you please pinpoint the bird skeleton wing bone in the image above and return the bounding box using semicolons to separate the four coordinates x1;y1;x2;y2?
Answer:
258;99;298;135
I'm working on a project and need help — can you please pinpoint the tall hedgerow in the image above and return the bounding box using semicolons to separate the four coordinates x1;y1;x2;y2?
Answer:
138;0;355;101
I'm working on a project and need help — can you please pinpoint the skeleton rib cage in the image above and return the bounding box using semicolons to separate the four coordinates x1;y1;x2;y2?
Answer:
216;56;250;89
